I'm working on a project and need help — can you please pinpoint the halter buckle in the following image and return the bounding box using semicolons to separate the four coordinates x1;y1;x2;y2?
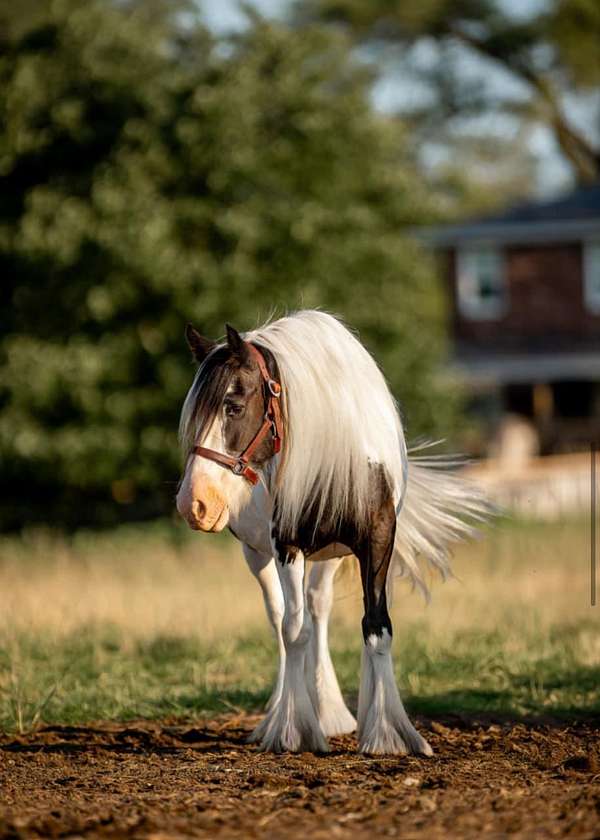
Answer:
232;460;246;476
267;379;281;397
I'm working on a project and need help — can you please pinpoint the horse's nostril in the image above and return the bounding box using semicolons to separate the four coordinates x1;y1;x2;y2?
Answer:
191;499;206;522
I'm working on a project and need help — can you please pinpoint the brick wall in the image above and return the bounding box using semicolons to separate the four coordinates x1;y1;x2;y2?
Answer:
444;242;600;353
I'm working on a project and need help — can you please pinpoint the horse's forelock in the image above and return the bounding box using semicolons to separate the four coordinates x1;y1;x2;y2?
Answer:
179;345;234;454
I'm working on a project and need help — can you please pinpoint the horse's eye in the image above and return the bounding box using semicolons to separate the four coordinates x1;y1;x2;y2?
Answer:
224;402;244;418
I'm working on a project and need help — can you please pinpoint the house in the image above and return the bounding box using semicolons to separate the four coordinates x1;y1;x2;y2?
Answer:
424;182;600;457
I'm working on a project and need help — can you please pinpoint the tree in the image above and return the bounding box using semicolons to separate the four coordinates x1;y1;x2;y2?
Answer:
0;0;454;530
297;0;600;186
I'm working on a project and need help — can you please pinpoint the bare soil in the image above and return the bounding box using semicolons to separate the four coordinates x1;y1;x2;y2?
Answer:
1;714;599;839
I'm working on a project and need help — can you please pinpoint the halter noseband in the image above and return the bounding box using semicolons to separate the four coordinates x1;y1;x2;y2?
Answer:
193;343;283;486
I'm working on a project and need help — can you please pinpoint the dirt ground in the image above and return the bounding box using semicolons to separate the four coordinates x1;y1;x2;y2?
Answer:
0;713;599;839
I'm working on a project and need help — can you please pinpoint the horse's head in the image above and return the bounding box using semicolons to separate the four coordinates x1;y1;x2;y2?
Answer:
176;323;282;532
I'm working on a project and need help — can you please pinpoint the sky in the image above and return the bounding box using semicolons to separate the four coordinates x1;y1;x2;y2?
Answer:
202;0;285;32
200;0;583;197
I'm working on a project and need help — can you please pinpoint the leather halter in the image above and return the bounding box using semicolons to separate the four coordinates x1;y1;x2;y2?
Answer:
193;343;283;485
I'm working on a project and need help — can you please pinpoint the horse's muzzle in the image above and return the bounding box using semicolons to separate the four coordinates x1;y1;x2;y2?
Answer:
176;480;230;532
192;500;229;533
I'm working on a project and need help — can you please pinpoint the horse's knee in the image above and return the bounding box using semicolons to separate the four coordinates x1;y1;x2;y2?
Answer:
306;584;333;621
269;599;285;629
282;607;310;648
263;581;285;626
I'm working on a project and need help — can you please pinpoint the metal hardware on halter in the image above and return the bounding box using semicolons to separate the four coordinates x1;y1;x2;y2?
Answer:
267;379;281;397
192;341;283;485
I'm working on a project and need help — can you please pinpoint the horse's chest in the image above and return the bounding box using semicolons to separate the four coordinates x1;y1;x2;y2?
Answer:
228;485;273;556
228;487;353;562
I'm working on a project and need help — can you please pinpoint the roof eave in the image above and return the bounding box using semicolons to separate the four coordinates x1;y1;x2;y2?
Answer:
418;218;600;248
451;351;600;385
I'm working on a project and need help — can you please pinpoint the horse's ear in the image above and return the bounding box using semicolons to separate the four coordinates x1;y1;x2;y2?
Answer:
225;324;250;363
185;324;215;363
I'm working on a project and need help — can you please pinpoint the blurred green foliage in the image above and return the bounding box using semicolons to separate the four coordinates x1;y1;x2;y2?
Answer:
298;0;600;186
0;0;455;530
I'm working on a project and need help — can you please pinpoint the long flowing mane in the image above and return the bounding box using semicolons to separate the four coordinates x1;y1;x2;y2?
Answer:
246;311;408;536
180;309;489;594
179;345;237;456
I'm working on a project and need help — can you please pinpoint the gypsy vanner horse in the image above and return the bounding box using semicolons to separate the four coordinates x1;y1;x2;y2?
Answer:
176;311;487;755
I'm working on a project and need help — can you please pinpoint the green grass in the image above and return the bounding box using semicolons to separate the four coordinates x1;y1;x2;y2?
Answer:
0;516;598;731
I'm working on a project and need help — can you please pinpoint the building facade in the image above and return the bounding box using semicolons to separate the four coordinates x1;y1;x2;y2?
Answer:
425;183;600;456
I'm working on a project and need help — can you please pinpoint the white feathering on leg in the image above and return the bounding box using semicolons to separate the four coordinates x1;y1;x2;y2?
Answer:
305;559;356;737
258;552;328;753
357;630;432;756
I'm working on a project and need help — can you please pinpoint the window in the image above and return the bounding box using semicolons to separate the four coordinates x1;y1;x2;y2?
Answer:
584;242;600;313
457;247;506;320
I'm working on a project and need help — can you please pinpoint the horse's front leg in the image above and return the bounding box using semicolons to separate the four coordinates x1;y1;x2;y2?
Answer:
258;546;328;753
242;544;286;743
305;558;356;736
355;486;432;756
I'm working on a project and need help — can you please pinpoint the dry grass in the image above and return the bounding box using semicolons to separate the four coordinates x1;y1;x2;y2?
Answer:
0;517;592;639
0;525;267;642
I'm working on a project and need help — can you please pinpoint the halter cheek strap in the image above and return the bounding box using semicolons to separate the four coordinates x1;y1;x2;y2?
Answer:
193;343;283;486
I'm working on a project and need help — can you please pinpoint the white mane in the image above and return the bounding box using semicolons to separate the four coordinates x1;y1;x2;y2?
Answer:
179;309;490;594
247;311;408;536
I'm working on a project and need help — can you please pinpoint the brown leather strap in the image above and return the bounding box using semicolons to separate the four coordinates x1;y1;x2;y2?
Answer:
192;341;282;485
248;344;283;452
193;446;259;485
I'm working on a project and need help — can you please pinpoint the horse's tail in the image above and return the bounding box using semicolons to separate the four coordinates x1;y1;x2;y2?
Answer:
390;443;492;599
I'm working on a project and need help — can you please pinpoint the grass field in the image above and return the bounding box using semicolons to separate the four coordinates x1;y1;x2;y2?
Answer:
0;515;597;732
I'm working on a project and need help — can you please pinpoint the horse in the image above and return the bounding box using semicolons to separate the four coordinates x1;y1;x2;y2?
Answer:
176;310;488;755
